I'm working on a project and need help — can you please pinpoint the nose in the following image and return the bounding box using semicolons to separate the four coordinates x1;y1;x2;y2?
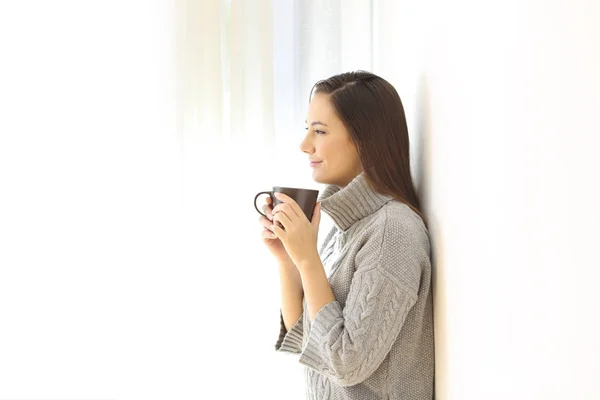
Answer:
299;132;313;154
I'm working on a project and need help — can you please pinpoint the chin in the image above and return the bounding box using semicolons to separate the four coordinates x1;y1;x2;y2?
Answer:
311;171;327;185
312;171;336;186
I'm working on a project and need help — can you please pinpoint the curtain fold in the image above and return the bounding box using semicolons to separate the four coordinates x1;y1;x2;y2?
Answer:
177;0;275;149
176;0;374;149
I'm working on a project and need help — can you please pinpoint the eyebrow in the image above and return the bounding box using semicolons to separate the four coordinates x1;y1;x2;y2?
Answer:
305;120;328;127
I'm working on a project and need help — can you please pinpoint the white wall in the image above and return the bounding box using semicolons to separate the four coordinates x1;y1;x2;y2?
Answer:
376;0;600;398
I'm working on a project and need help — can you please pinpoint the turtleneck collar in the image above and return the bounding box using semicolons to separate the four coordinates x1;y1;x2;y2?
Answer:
318;172;394;231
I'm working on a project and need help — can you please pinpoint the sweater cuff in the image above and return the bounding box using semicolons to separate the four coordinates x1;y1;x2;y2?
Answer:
298;300;343;371
275;310;304;354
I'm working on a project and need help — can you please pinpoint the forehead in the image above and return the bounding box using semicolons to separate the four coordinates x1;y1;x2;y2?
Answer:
307;93;337;122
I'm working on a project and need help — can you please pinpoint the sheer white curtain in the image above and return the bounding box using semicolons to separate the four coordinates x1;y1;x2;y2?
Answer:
175;2;346;398
178;0;377;254
175;1;378;398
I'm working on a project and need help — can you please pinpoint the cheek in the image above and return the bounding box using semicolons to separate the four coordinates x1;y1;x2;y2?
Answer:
318;139;357;170
343;144;360;166
325;148;355;173
352;150;361;167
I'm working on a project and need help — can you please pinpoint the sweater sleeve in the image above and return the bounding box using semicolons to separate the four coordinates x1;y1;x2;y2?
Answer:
297;216;424;387
275;309;304;354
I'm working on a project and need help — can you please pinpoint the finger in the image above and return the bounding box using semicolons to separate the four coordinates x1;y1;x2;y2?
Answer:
272;202;299;220
272;209;292;230
274;192;304;219
262;203;273;220
261;228;277;240
271;220;285;237
266;196;272;204
259;215;274;231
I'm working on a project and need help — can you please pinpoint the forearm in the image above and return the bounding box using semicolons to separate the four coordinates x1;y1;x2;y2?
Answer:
278;259;304;331
298;255;336;322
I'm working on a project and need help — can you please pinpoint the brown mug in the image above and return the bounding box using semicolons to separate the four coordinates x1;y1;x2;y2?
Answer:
254;186;320;222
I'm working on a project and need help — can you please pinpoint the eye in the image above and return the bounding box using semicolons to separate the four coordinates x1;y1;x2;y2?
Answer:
304;127;326;135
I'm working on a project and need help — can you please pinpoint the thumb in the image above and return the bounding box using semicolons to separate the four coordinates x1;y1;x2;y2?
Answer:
311;202;322;227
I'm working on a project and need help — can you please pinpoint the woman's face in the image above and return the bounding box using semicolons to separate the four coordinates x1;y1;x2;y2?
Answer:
300;93;363;187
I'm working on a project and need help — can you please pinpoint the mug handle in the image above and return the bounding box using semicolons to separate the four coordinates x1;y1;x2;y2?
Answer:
254;191;272;218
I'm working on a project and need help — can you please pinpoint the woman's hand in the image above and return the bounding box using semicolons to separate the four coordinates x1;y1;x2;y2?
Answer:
271;192;322;268
258;195;293;263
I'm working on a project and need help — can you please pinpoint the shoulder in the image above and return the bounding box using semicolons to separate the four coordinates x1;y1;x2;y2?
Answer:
352;200;429;243
379;201;430;252
353;200;431;287
358;200;429;248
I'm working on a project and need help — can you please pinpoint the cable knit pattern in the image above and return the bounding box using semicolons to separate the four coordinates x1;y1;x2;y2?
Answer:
275;172;434;400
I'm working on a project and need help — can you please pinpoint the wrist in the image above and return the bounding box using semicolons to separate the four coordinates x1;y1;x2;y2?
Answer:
277;258;302;286
296;253;321;273
276;257;296;270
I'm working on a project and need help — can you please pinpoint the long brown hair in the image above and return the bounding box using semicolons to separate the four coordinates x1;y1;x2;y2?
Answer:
310;71;427;227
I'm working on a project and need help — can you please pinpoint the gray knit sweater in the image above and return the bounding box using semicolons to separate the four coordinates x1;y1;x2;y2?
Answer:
275;172;434;400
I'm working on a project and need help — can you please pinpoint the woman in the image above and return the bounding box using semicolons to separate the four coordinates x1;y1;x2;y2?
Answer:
258;71;434;400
